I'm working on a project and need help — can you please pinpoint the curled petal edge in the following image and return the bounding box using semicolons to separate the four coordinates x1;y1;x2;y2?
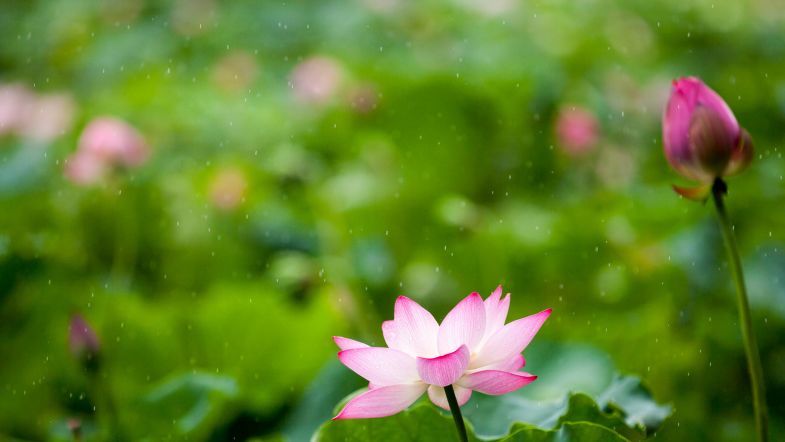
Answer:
416;344;470;387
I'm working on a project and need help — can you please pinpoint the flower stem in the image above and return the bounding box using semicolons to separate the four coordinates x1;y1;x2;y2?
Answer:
444;385;468;442
710;178;768;442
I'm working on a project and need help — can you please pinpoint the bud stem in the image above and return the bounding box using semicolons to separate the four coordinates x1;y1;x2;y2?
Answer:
711;178;768;442
444;385;468;442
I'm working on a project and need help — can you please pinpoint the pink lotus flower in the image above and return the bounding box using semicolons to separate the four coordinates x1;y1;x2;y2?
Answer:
663;77;753;184
332;286;551;419
290;56;344;105
64;117;150;185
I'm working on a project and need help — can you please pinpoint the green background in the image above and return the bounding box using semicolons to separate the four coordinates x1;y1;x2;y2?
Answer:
1;0;784;440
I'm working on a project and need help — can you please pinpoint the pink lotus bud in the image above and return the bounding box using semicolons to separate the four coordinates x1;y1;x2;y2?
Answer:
78;117;149;167
69;315;100;367
18;93;76;142
662;77;753;183
555;105;600;155
0;83;34;136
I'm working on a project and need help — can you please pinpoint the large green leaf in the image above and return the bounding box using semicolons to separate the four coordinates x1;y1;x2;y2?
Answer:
313;404;467;442
462;343;670;438
595;376;671;433
500;422;629;442
557;394;642;441
144;372;239;434
313;403;629;442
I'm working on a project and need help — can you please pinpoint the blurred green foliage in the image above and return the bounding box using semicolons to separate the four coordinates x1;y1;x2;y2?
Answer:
1;0;784;440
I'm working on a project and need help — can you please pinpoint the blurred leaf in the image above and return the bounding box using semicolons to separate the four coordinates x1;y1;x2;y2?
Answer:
281;360;365;442
145;372;238;433
95;284;343;440
595;376;671;433
0;144;49;196
746;245;785;320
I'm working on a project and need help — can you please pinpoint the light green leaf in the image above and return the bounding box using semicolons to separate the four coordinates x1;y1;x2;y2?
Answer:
595;376;672;432
462;343;670;438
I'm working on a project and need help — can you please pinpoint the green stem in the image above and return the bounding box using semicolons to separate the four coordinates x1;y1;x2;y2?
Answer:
92;372;123;441
710;178;768;442
444;385;468;442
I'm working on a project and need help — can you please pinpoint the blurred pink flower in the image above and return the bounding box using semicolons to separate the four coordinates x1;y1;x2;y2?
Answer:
333;286;551;419
290;56;344;105
0;83;34;136
64;117;149;185
18;93;76;142
208;167;248;211
663;77;752;183
78;117;149;167
64;151;109;185
555;105;599;155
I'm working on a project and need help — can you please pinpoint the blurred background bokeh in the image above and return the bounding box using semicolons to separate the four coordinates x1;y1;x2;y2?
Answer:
1;0;784;440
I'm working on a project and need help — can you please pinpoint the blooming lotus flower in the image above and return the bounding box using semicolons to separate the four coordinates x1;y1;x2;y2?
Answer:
332;286;551;419
663;77;753;197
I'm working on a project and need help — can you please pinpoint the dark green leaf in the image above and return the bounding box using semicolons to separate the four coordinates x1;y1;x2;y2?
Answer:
499;422;630;442
313;404;470;442
313;403;630;442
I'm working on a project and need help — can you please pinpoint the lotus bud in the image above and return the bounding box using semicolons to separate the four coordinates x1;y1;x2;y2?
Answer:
662;77;753;185
69;314;101;372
